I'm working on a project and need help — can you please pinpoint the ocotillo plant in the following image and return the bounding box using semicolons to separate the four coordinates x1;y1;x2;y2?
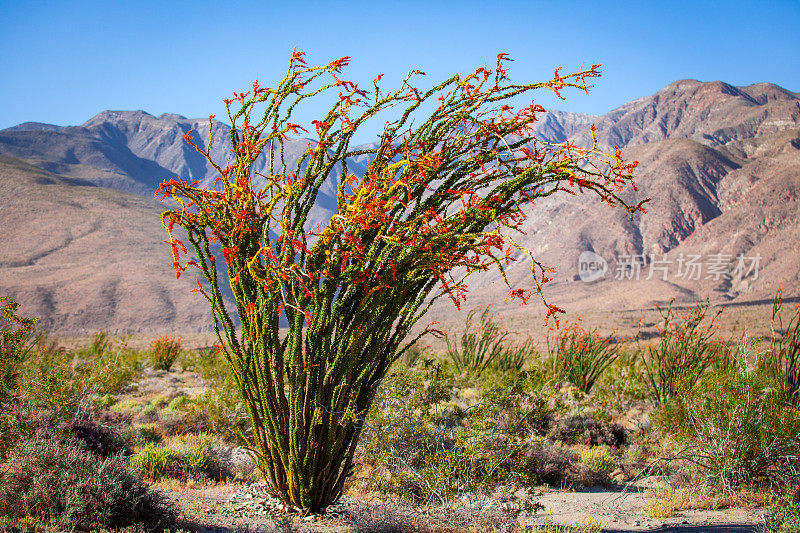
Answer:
156;50;644;510
548;319;620;393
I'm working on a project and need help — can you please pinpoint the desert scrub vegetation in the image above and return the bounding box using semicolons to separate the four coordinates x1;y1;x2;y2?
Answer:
356;294;800;506
762;287;800;405
1;299;143;459
769;501;800;533
445;308;531;374
360;361;543;502
639;300;726;404
162;347;250;442
358;343;636;503
131;442;179;480
0;438;172;531
548;319;619;393
0;296;37;459
150;334;182;371
156;47;643;510
3;284;799;528
656;352;800;493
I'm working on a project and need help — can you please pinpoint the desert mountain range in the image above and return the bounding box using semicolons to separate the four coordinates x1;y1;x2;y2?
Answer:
1;79;798;334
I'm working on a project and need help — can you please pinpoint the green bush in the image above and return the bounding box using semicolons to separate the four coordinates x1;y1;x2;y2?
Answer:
0;439;172;531
166;432;236;481
18;332;143;432
95;394;118;409
111;398;143;416
580;446;616;475
592;350;649;414
151;394;170;408
131;442;178;480
362;364;552;502
179;345;228;378
72;332;143;395
139;404;159;421
445;308;530;375
640;300;725;403
762;288;800;406
661;358;800;490
150;335;182;371
163;394;188;413
475;371;553;435
770;502;800;533
158;379;249;443
0;296;37;459
123;423;163;447
548;320;619;393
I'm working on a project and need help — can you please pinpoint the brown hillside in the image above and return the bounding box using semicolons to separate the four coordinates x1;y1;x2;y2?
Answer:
0;155;214;334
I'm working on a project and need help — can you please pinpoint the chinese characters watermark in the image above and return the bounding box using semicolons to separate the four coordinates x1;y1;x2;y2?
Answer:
577;252;761;283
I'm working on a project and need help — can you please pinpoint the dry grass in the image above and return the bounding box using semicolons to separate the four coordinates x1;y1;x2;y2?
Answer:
646;487;691;518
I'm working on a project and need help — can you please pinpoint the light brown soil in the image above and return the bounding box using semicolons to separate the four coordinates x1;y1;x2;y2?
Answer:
158;479;768;533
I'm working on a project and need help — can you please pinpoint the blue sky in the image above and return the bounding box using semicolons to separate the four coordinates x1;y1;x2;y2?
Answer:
1;0;799;144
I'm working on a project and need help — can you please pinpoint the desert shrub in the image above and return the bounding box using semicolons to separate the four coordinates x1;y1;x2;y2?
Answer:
63;419;127;457
71;332;143;395
160;379;249;443
592;349;648;409
639;300;724;404
0;438;172;531
362;364;555;502
521;441;611;488
180;345;228;378
362;364;452;470
548;320;619;393
662;358;800;491
645;487;691;519
131;442;179;480
113;398;142;412
151;394;170;408
0;296;37;459
770;502;800;533
123;423;163;446
0;297;37;403
523;441;576;486
475;371;553;435
139;403;159;422
445;308;530;375
762;288;800;406
1;334;106;455
547;413;627;447
95;393;118;408
150;335;182;371
163;394;188;413
166;432;236;481
16;332;143;437
580;446;616;475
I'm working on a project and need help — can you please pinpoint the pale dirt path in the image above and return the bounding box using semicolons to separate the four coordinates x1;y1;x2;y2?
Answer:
527;486;766;532
161;480;769;533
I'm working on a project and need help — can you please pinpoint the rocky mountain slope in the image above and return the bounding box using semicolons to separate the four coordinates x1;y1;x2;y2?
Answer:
0;155;220;334
1;79;798;334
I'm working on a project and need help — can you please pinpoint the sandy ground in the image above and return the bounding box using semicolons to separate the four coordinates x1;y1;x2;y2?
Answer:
160;478;769;533
529;486;766;532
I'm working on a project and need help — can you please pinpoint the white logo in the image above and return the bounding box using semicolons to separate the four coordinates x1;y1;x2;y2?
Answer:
578;251;607;283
